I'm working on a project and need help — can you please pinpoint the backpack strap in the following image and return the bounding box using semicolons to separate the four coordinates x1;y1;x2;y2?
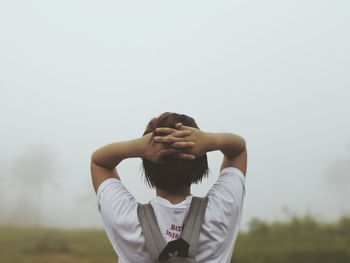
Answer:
137;203;167;262
137;196;209;262
181;196;208;258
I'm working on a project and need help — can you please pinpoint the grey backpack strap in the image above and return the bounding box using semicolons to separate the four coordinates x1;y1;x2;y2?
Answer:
137;203;167;262
181;196;209;258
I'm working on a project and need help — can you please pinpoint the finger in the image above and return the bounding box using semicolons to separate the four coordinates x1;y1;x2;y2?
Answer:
175;123;183;130
175;124;193;132
157;148;178;159
171;130;191;137
176;152;195;160
154;136;179;144
155;126;190;137
154;133;191;143
155;127;178;135
172;141;195;149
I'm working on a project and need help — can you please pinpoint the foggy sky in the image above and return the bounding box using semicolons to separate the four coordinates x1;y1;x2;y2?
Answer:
1;0;349;229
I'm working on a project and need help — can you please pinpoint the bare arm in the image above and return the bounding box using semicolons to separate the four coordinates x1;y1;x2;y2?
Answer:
90;131;195;193
91;136;146;193
208;133;247;175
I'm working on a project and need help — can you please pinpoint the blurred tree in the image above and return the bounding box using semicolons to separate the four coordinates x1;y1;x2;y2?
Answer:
248;217;269;235
326;158;350;215
9;143;58;226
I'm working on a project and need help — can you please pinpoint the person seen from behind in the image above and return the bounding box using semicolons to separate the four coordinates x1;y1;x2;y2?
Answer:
90;112;247;263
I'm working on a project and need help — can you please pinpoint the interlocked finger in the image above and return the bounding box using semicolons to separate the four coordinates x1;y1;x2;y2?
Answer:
157;148;178;159
176;152;195;160
175;123;183;130
172;141;195;149
171;130;191;137
155;127;179;135
154;135;189;144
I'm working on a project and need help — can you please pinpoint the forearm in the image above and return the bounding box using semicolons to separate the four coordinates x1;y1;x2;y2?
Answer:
206;133;246;157
91;137;145;169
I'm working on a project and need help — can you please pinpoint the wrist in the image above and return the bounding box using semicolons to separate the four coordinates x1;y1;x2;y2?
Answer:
204;132;219;153
138;134;151;159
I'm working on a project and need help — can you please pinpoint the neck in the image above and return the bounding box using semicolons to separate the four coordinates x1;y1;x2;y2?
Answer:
156;187;191;204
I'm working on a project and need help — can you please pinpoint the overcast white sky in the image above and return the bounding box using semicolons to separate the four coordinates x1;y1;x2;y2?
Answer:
1;0;349;229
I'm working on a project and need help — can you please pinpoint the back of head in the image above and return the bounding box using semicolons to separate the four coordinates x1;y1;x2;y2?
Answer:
142;112;209;193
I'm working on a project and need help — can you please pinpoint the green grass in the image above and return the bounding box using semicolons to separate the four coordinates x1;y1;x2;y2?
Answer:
1;216;349;263
0;225;117;263
232;216;350;263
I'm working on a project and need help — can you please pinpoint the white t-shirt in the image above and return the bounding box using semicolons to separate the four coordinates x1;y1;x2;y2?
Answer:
97;167;246;263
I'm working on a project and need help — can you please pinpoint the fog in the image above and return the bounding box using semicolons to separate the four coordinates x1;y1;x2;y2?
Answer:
1;0;349;229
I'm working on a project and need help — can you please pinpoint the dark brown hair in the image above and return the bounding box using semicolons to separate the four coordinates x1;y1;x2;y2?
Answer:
142;112;209;192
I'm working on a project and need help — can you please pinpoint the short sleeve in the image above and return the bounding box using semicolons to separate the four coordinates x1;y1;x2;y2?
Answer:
196;167;246;261
207;167;246;205
96;178;147;262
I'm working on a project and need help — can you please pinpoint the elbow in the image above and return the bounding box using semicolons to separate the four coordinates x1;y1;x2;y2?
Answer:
238;136;246;152
90;150;115;170
91;151;99;164
242;138;247;150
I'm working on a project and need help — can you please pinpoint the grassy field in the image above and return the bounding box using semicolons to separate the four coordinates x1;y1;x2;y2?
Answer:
1;216;349;263
0;226;116;263
233;216;350;263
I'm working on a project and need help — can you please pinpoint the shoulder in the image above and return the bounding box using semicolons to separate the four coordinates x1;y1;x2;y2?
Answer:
204;167;246;225
96;179;148;261
97;178;139;224
196;168;246;260
207;167;246;203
